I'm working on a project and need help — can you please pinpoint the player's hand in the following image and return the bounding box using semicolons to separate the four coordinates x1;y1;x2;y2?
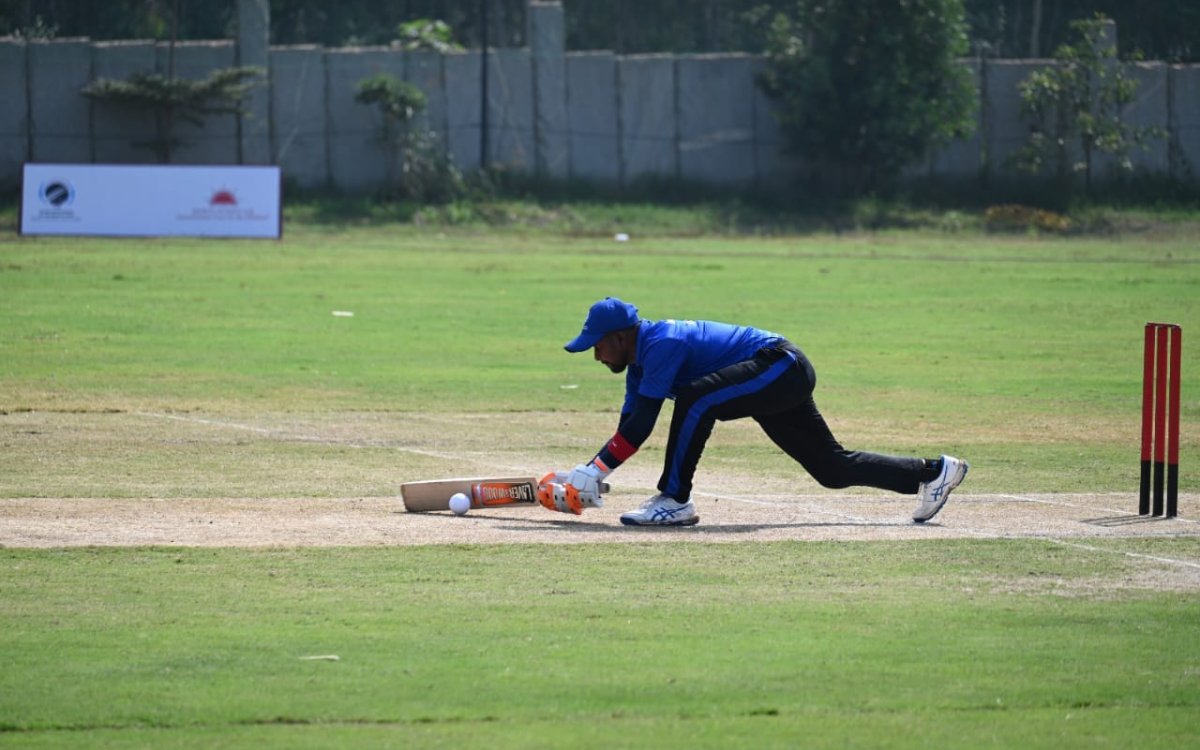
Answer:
536;476;583;515
536;468;607;514
567;462;609;505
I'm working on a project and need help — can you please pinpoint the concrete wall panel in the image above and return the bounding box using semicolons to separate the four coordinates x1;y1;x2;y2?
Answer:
566;52;619;183
618;54;676;183
28;39;92;163
404;50;448;156
1121;62;1169;174
529;1;568;177
270;45;327;188
984;59;1061;178
1;17;1198;193
324;47;404;192
159;41;238;164
236;0;272;165
677;54;756;185
444;51;482;171
0;40;28;188
91;41;158;164
1171;65;1200;179
487;48;535;171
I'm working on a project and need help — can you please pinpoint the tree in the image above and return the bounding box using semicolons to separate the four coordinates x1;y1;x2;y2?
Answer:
82;67;262;163
390;18;464;53
77;0;261;164
1010;16;1163;192
758;0;978;193
960;0;1200;62
354;73;463;202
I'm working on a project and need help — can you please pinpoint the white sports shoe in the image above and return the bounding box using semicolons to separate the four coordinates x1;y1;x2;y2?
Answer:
620;494;700;527
913;455;969;523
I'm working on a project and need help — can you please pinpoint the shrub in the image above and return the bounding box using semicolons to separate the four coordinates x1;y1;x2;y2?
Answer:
758;0;977;194
354;73;464;203
1010;16;1165;193
82;67;262;163
984;204;1072;233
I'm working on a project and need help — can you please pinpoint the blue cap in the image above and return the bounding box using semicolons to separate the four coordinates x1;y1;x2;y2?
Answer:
564;297;640;352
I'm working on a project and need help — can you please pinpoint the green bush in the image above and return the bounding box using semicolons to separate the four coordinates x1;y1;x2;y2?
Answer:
758;0;977;194
82;67;262;163
390;18;464;52
354;73;464;203
1010;16;1165;193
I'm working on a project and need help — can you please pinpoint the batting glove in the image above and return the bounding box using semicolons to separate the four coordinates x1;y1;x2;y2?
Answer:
567;461;610;506
536;476;584;515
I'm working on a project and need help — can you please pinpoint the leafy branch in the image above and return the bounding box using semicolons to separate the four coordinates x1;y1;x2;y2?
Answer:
1010;16;1164;192
390;19;464;53
82;67;263;163
354;73;463;202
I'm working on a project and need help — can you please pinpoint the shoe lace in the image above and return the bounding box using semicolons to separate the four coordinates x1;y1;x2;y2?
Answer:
641;494;689;509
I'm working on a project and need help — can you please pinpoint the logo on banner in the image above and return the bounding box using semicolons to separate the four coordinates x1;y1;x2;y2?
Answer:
40;181;75;207
209;189;238;206
178;187;268;223
33;180;79;222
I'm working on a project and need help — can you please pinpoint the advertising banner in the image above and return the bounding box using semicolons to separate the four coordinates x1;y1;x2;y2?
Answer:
20;163;282;238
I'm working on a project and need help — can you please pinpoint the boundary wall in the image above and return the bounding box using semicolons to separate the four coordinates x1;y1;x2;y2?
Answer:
1;4;1197;192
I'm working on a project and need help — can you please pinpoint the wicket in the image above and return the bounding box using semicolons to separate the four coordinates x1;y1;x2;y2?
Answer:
1140;322;1182;517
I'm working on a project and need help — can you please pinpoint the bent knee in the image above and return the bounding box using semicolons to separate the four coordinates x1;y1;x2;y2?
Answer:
812;471;853;490
805;457;855;489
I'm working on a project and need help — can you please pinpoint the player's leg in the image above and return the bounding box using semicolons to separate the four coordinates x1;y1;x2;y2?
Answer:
755;396;968;521
661;352;803;497
753;399;924;494
622;346;800;526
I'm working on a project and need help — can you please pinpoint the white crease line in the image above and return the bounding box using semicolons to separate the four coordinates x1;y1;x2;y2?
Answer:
994;492;1144;520
134;411;512;467
1039;538;1200;570
996;493;1199;525
952;525;1200;570
933;503;1200;571
911;520;1200;571
138;411;274;435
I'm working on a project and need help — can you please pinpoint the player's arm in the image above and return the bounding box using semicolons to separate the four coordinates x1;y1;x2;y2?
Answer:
602;394;662;469
566;394;663;500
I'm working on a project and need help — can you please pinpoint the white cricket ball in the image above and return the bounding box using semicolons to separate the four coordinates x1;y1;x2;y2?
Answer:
448;492;471;515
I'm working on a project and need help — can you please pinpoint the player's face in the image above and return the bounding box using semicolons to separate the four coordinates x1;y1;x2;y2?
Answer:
594;330;630;373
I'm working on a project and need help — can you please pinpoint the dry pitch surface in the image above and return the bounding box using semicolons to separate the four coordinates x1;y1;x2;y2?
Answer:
2;409;1198;590
3;490;1197;550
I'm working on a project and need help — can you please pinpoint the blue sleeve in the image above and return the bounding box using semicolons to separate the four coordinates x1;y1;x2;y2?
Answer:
622;366;642;414
617;395;662;449
597;394;663;470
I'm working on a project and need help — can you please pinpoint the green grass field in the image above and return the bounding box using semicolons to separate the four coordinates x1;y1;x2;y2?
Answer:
2;221;1199;747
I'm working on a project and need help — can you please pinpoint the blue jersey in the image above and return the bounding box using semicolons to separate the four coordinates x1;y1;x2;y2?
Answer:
622;319;782;412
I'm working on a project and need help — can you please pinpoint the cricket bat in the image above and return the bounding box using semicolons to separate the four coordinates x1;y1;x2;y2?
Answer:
400;475;611;512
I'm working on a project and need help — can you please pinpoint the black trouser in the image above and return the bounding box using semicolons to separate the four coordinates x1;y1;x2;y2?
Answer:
658;341;923;500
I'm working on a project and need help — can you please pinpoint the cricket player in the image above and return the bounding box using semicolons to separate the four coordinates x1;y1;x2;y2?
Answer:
555;297;968;526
